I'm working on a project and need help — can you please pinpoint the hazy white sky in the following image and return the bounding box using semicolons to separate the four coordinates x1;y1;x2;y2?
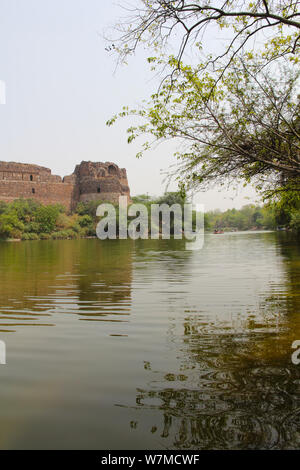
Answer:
0;0;259;210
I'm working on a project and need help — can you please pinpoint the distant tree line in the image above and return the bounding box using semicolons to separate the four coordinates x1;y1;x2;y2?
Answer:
205;205;276;231
133;192;300;233
0;192;299;241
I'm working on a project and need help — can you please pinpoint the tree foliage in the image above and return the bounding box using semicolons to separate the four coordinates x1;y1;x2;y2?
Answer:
108;1;300;207
269;184;300;225
108;57;300;196
290;209;300;232
111;0;300;79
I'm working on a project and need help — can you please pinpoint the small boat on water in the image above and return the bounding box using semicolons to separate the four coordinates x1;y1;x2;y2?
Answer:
213;229;224;234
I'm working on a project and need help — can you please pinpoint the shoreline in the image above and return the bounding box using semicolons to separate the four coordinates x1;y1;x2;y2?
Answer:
0;229;288;243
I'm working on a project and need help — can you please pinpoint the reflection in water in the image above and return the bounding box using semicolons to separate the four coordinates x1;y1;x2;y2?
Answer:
0;233;299;449
126;234;300;449
133;337;300;449
0;239;133;330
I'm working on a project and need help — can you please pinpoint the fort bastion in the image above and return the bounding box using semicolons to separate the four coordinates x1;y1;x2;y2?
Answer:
0;161;131;211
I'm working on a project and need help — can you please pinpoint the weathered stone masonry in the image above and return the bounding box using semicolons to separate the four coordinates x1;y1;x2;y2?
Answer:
0;161;131;211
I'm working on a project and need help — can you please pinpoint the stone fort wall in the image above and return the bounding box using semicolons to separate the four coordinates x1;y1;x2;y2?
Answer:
0;161;131;211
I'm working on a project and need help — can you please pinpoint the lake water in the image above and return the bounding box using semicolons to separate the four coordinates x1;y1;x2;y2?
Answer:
0;232;299;449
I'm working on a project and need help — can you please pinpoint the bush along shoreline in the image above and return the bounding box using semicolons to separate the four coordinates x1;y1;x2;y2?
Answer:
0;193;299;242
0;199;96;242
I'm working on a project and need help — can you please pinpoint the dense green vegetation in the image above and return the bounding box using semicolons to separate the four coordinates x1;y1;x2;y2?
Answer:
0;199;95;241
0;193;298;241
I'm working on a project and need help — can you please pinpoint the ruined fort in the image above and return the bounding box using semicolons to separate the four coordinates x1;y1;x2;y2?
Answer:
0;161;131;211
